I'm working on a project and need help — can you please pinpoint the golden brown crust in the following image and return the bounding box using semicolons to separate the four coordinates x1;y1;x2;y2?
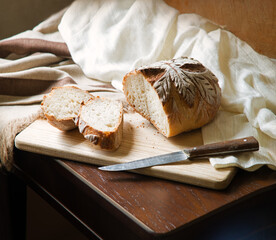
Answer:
79;118;123;150
122;57;221;137
43;113;77;131
76;98;124;151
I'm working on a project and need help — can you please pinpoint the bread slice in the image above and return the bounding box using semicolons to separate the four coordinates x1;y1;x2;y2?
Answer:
123;57;221;137
41;86;94;131
76;97;123;150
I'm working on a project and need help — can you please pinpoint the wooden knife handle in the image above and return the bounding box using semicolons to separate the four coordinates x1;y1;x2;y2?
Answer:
184;136;259;159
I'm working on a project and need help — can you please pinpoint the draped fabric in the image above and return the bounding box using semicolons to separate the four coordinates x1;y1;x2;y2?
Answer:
1;0;276;171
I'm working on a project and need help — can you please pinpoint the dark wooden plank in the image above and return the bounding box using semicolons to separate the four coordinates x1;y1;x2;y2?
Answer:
0;169;26;240
13;150;152;240
13;148;276;239
64;160;276;234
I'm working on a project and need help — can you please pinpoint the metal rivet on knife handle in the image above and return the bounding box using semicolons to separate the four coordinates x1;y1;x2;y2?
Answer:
183;136;259;159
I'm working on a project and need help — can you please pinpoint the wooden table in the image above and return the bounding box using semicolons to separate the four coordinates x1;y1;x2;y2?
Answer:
1;1;275;239
1;148;276;240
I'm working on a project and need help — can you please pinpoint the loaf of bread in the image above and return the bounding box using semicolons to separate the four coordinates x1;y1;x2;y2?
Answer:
75;97;123;150
41;86;94;131
123;57;221;137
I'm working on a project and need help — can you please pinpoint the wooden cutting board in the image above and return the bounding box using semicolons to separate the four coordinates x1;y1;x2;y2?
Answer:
15;111;236;189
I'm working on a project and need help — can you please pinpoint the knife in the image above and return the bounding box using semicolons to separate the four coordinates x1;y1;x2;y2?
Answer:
98;136;259;171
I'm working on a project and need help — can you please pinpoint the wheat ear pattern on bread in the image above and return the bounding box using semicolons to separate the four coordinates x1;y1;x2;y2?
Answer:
123;57;221;137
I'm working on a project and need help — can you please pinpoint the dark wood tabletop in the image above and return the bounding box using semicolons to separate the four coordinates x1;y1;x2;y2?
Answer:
1;148;275;240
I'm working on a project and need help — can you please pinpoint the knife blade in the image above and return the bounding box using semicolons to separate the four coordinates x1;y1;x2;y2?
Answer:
98;136;259;171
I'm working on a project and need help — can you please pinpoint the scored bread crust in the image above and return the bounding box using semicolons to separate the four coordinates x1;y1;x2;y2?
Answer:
75;98;124;151
41;86;94;131
123;57;221;137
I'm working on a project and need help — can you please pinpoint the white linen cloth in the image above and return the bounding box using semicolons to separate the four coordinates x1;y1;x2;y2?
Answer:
59;0;276;171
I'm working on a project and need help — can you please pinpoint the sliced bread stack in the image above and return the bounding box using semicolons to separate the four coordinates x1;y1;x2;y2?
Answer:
41;86;123;150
